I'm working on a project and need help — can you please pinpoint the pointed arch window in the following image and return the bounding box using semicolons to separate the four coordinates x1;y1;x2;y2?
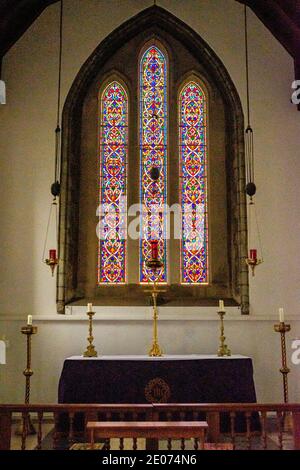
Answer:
98;81;128;284
61;17;248;313
139;45;168;283
179;81;208;284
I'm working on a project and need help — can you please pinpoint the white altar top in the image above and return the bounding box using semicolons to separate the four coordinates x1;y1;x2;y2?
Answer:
67;354;249;361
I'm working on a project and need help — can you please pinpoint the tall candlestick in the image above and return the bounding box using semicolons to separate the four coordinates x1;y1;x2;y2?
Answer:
279;308;284;323
83;308;98;357
148;286;163;357
274;319;291;430
145;254;165;357
217;310;231;357
15;322;38;443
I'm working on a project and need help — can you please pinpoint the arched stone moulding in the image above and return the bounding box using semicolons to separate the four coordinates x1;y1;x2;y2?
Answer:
57;6;249;314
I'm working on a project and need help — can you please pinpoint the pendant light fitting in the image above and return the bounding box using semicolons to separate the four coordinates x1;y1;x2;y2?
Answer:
43;0;64;275
243;5;263;276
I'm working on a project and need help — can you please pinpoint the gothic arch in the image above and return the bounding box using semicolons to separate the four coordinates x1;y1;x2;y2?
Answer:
57;5;248;314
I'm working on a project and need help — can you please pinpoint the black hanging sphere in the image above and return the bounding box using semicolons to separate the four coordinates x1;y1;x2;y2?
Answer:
150;167;160;181
245;182;256;197
51;181;61;197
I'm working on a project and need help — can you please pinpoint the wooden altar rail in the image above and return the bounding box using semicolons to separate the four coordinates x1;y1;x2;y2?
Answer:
0;403;300;450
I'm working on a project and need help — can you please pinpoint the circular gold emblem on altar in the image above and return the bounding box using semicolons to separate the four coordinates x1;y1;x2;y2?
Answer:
145;378;171;403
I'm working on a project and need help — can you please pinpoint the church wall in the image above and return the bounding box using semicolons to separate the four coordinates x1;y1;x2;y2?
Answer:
0;0;299;403
0;315;300;404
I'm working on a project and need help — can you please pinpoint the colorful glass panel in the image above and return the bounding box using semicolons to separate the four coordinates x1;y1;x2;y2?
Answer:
98;81;127;284
180;81;208;284
140;46;167;283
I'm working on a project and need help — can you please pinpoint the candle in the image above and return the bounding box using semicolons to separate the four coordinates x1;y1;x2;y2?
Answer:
250;249;257;261
279;308;284;323
27;315;32;325
49;249;57;260
87;303;93;312
219;300;225;312
151;240;158;260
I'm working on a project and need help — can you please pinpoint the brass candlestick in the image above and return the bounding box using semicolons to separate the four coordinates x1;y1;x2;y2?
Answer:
217;310;231;357
83;311;98;357
145;257;165;357
148;282;163;357
15;324;38;437
274;322;291;403
274;321;292;431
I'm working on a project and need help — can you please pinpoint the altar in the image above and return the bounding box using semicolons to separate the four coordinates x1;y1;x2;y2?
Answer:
58;354;260;433
58;354;257;404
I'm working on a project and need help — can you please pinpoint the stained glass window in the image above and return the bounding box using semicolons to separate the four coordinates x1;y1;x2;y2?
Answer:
98;81;128;284
179;81;208;284
140;46;168;283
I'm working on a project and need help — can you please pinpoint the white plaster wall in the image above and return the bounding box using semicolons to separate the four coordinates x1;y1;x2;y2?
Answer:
0;314;300;403
0;0;299;403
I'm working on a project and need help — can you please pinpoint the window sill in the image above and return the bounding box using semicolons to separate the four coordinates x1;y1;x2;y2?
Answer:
1;309;299;322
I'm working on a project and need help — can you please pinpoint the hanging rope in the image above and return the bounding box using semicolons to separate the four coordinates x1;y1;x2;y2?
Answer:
244;5;250;130
254;203;263;261
247;201;263;258
245;125;254;184
42;198;58;262
247;195;252;232
56;0;63;132
244;5;256;198
52;0;63;196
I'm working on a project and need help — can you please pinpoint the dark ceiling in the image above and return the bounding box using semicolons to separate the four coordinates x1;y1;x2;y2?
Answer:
0;0;299;84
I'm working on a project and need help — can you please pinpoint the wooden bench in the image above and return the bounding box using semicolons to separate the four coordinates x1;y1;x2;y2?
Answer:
87;421;208;450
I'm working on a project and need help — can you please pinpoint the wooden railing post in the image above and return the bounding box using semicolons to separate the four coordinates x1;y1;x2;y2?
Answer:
292;412;300;450
0;411;12;450
146;406;159;450
206;412;220;442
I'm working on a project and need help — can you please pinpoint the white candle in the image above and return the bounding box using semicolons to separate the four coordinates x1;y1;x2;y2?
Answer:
27;315;32;325
279;308;284;323
87;303;93;312
219;300;225;312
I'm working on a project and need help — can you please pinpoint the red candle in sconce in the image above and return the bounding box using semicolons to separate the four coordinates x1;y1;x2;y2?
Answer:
250;249;257;261
151;240;158;260
49;249;57;260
